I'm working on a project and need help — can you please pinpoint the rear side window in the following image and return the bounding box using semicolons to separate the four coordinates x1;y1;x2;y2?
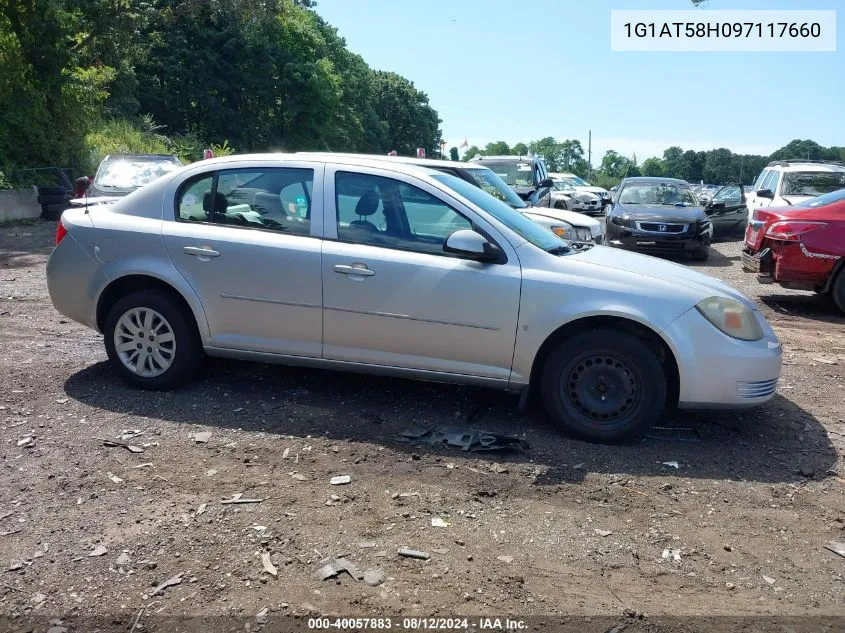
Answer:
176;168;314;236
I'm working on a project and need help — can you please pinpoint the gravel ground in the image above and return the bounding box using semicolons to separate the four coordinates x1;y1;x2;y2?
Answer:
1;220;845;632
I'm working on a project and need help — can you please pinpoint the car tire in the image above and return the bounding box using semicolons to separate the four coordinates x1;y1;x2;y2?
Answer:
833;269;845;314
103;290;203;390
540;329;667;444
37;194;70;205
40;202;69;220
693;248;710;262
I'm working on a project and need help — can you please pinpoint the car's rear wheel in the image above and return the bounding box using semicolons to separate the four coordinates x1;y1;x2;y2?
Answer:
540;329;667;444
832;268;845;313
103;290;203;389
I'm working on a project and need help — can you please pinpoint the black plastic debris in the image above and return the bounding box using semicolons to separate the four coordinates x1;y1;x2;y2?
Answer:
400;425;528;452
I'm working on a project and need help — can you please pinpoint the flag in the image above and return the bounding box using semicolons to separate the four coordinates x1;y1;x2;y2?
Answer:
631;151;637;164
460;137;468;149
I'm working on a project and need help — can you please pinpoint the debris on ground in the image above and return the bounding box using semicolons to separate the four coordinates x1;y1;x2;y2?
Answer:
195;503;207;517
291;473;309;481
762;574;776;585
88;545;107;557
133;462;153;469
594;529;613;537
8;561;23;571
397;548;429;560
220;493;263;505
400;425;528;452
55;398;68;404
149;572;183;596
101;438;144;453
661;549;682;562
189;431;212;444
330;475;351;485
106;472;123;484
118;430;144;441
489;463;509;474
358;542;377;549
824;541;845;558
17;436;35;448
431;517;450;528
116;553;131;566
315;558;363;581
496;555;514;564
363;569;385;586
661;461;680;469
261;552;278;577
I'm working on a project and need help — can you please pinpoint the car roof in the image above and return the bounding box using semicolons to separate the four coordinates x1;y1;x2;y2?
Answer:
769;161;845;172
103;154;179;160
294;152;490;172
470;155;536;162
620;176;690;185
190;152;444;179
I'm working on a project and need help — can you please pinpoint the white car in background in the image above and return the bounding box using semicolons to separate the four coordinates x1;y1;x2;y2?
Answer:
532;179;603;214
746;160;845;215
550;172;611;210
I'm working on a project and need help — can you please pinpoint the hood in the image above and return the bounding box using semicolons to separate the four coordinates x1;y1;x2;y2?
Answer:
522;208;601;230
576;185;608;196
569;245;753;307
612;203;705;222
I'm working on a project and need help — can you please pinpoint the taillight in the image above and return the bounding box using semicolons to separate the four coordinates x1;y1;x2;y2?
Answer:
765;220;827;241
55;222;68;245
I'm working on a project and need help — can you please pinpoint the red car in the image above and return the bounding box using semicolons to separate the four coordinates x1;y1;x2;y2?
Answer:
742;188;845;312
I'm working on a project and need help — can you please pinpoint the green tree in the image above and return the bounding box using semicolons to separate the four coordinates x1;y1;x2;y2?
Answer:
599;150;630;178
370;71;441;156
641;157;664;177
512;142;529;155
462;145;482;161
449;147;459;161
528;137;560;170
484;141;511;155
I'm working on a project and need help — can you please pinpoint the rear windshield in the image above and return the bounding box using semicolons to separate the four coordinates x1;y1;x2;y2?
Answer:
792;187;845;208
781;171;845;197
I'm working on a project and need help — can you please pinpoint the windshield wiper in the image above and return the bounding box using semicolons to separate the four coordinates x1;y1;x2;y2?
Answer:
546;245;571;256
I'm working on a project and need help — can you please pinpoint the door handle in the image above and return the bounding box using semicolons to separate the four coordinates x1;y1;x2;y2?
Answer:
333;264;375;277
183;246;220;257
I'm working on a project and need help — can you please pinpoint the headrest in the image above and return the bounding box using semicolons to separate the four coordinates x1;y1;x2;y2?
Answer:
203;191;228;214
355;190;380;217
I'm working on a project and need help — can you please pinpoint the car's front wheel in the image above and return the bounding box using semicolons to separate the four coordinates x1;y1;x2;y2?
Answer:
103;290;203;389
832;268;845;313
540;329;667;443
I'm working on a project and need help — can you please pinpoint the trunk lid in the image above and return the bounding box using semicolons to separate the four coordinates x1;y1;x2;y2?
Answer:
745;206;820;250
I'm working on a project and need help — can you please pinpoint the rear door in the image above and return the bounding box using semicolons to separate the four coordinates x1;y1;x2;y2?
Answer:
161;160;325;356
319;165;522;381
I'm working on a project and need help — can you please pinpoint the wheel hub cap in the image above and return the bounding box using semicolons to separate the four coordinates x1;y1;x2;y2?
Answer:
114;308;175;378
564;355;638;423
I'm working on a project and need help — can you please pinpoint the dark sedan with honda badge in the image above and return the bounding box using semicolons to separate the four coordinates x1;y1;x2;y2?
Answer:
605;177;714;260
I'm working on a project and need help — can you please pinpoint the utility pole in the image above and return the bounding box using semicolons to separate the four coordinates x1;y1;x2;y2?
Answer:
587;130;592;179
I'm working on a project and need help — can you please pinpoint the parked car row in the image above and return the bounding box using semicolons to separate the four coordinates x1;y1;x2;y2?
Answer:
47;152;783;444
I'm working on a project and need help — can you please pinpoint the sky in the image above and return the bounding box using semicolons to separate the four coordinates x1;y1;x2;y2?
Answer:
315;0;843;164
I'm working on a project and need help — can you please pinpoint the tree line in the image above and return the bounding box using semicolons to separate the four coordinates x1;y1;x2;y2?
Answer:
461;138;845;189
0;0;442;181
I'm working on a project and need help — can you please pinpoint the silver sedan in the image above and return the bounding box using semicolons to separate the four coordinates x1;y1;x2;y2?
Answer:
47;154;782;443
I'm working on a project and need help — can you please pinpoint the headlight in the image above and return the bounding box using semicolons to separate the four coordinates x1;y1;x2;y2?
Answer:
551;225;592;241
695;296;763;341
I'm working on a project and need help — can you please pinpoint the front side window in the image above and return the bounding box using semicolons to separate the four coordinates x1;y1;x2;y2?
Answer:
761;170;779;193
753;169;770;191
563;175;590;187
334;171;472;256
780;171;845;197
177;167;314;235
712;185;742;204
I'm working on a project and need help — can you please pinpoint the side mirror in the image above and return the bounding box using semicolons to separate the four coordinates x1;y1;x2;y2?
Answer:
538;178;554;189
706;200;725;215
756;188;774;199
444;229;503;263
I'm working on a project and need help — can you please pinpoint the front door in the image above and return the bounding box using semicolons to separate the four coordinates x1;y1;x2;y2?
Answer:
706;184;748;237
161;162;324;356
320;166;522;381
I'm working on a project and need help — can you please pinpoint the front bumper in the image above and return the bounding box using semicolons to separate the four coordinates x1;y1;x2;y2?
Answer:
607;224;711;253
663;307;782;408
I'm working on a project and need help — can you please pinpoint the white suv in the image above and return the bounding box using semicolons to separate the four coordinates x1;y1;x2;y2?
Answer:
746;160;845;214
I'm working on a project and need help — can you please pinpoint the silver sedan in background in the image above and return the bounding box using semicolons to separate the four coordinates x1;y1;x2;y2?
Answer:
47;154;782;443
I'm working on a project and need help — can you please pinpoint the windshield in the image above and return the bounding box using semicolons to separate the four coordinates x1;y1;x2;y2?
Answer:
431;173;563;252
464;168;526;208
552;180;576;193
792;186;845;209
781;171;845;197
484;161;535;187
95;157;181;191
618;182;698;206
562;175;589;187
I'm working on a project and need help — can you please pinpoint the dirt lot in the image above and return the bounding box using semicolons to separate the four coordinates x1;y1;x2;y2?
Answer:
1;220;845;632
